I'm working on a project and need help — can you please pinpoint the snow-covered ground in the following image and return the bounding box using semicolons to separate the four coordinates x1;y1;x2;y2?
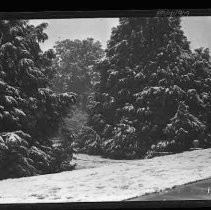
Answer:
1;148;211;203
74;153;136;169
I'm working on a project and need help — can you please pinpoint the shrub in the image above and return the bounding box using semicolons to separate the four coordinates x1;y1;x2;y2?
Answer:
74;126;102;155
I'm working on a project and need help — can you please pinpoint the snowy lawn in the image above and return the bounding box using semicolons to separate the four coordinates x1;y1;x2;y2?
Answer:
74;153;136;169
1;148;211;203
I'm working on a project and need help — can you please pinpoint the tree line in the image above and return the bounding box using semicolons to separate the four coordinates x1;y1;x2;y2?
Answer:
1;17;211;179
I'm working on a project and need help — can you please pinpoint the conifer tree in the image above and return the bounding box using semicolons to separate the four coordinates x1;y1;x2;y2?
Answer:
0;20;76;179
87;17;211;159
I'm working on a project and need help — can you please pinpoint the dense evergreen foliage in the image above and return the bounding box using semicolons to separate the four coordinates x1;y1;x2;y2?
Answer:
86;17;211;159
51;38;104;109
1;17;211;179
0;20;76;179
74;126;102;155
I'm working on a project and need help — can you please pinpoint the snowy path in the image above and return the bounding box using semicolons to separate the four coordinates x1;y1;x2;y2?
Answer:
1;149;211;203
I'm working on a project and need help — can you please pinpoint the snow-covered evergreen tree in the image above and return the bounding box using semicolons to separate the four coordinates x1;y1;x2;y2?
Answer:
0;20;76;179
86;17;211;159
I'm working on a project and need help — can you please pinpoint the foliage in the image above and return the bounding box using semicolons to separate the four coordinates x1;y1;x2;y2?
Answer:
73;126;102;155
146;101;208;158
0;20;76;179
86;17;211;159
0;131;45;179
51;38;104;109
49;127;76;173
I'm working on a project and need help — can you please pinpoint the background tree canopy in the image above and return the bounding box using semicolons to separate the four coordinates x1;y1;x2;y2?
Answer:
51;38;104;110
